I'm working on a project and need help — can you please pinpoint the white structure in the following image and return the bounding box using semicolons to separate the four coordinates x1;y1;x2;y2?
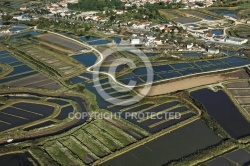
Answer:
131;39;140;45
132;23;146;29
208;48;219;54
214;35;226;41
65;0;78;3
13;15;31;21
187;43;193;49
146;36;155;42
20;6;27;11
0;30;10;34
154;39;162;45
225;37;248;45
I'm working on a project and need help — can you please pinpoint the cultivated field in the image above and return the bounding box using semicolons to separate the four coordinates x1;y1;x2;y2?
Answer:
18;44;84;77
38;33;86;51
101;120;222;166
29;118;145;165
0;50;61;89
160;10;202;23
180;10;220;20
6;73;61;89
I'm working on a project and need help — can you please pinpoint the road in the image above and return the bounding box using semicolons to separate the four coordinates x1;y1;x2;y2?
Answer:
41;30;134;89
40;30;250;89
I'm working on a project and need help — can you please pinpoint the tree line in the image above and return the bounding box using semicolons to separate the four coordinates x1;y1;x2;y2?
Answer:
68;0;124;11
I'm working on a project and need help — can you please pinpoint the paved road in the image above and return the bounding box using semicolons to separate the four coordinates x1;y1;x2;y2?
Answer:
41;30;133;88
40;30;250;88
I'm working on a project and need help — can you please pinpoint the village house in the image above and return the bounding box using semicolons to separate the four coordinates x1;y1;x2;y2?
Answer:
20;6;27;11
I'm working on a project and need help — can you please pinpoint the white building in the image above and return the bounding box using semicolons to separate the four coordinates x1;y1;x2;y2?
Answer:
214;35;226;42
131;38;140;45
0;30;10;34
154;39;162;45
20;6;27;11
132;23;147;29
208;48;219;54
65;0;79;3
13;15;31;21
187;43;193;49
225;37;248;45
146;36;155;42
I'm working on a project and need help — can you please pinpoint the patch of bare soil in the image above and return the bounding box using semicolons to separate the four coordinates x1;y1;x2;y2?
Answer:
141;70;247;96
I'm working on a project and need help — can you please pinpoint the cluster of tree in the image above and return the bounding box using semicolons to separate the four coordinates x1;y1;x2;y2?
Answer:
125;2;185;20
144;2;185;10
37;18;90;34
68;0;124;11
1;15;13;21
195;2;204;7
136;7;161;20
73;84;85;92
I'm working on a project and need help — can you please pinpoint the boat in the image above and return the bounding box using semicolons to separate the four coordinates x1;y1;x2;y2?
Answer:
7;139;13;143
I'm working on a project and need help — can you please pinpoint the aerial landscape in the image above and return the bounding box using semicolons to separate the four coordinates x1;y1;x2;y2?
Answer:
0;0;250;165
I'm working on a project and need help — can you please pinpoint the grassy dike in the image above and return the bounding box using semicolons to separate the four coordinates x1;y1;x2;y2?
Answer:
0;83;150;165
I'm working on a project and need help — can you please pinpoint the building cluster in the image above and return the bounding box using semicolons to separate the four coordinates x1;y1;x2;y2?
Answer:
82;15;109;23
122;0;213;8
13;14;38;21
0;26;28;35
128;22;196;49
46;3;70;16
197;31;248;45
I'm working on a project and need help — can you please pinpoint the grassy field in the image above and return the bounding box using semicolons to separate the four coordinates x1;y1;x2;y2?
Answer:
34;118;141;165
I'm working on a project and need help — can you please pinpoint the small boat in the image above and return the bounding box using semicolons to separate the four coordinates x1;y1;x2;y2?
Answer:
7;139;13;143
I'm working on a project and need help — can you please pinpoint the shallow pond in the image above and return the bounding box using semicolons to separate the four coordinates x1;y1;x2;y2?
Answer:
10;31;40;41
190;88;250;139
80;36;101;42
10;27;27;32
182;52;203;57
211;29;223;35
73;53;97;67
87;39;110;45
110;37;121;44
210;9;240;18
